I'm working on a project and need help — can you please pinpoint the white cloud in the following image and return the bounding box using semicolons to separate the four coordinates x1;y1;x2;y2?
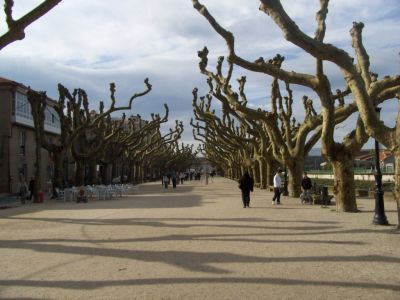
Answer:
0;0;398;148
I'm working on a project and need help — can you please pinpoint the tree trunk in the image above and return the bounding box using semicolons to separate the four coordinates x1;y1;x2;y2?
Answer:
88;159;97;185
139;165;144;183
33;137;42;203
75;160;85;186
134;164;140;183
52;151;64;192
252;161;260;186
332;153;358;212
266;159;279;187
394;152;400;230
129;163;135;183
287;159;304;197
99;163;107;184
111;163;117;180
259;159;267;189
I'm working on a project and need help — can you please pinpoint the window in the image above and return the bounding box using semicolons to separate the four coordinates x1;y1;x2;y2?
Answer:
44;107;60;128
15;92;33;120
19;131;26;156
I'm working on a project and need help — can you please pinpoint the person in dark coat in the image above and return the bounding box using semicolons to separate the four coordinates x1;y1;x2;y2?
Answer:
300;172;313;204
28;177;35;201
239;171;254;208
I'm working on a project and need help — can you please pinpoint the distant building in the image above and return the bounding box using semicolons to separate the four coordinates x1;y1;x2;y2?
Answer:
0;77;61;193
355;149;394;173
304;148;395;173
304;155;326;171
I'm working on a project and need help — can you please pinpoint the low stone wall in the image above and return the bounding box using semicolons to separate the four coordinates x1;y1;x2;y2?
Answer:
308;173;395;182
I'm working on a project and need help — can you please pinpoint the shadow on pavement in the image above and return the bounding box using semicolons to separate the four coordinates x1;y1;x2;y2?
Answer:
0;276;399;291
0;240;399;274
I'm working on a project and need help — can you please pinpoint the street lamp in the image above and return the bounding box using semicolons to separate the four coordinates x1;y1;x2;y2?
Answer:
283;166;288;196
372;107;389;225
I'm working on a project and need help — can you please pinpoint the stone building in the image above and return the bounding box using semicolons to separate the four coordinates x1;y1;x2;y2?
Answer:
0;77;61;194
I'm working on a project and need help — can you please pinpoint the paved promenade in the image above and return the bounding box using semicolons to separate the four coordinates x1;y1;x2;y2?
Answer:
0;177;399;299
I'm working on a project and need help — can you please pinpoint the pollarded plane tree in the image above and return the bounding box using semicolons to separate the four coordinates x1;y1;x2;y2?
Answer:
211;91;277;188
208;72;279;188
196;48;323;197
195;26;367;210
202;53;368;204
191;116;235;178
144;143;177;178
192;92;256;178
27;79;152;195
125;117;183;180
192;0;399;213
192;90;253;179
348;26;399;219
192;125;230;177
226;102;278;189
96;104;169;182
71;113;127;186
192;93;244;178
192;122;235;178
133;120;184;182
132;121;183;182
169;143;198;172
152;142;197;175
25;90;47;202
191;106;249;180
1;0;62;50
208;96;273;188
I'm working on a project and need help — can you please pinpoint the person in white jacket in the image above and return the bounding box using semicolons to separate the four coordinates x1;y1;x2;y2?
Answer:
272;169;283;205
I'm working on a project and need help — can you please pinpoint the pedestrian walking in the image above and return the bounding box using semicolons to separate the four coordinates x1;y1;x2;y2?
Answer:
272;169;282;205
18;174;28;204
239;171;254;208
300;172;313;204
171;172;177;188
163;174;169;189
28;177;35;201
210;170;216;182
179;172;185;184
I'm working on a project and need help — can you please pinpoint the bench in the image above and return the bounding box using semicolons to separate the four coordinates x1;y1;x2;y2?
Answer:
356;189;369;197
311;194;334;205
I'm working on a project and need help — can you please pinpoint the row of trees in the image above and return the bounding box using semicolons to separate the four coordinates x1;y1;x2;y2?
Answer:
1;1;198;201
191;0;399;227
27;79;196;200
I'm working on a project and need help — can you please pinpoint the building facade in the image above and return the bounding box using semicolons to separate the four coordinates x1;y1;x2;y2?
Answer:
0;77;61;194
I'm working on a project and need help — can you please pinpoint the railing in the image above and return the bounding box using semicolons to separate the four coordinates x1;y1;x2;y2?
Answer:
305;168;394;175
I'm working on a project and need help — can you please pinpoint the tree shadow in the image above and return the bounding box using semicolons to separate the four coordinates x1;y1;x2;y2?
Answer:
3;216;341;231
0;276;398;292
0;233;366;248
0;239;397;274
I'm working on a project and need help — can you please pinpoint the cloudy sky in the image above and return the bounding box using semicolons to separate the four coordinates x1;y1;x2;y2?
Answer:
1;0;399;149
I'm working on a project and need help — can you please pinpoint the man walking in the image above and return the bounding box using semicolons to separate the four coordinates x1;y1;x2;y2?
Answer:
239;171;254;208
28;177;35;201
272;169;282;205
300;172;313;204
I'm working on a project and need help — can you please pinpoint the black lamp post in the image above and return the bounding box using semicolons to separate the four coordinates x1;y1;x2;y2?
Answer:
283;166;288;196
372;107;389;225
